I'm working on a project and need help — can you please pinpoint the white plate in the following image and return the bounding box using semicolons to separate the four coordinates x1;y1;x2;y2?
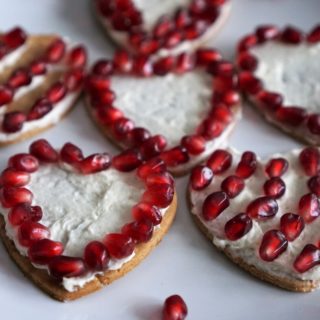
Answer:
0;0;320;319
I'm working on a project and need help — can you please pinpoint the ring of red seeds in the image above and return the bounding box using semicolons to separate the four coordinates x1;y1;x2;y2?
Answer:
189;146;320;280
236;24;320;144
86;47;240;173
0;27;87;139
94;0;230;56
0;139;175;281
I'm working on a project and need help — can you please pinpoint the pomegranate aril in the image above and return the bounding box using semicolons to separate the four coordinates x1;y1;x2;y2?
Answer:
308;175;320;196
145;172;174;188
276;106;307;126
132;55;153;76
184;20;207;40
259;230;288;262
238;72;262;95
30;59;47;75
299;147;320;176
114;50;133;73
298;193;320;223
221;90;240;106
112;149;142;172
137;158;166;180
104;233;135;259
8;153;39;172
127;127;151;147
112;117;134;140
225;213;252;241
255;25;279;42
174;8;191;29
18;221;50;247
210;104;233;125
132;202;162;225
236;151;257;179
95;106;123;125
64;69;85;91
29;139;58;162
280;213;304;242
175;53;195;74
237;52;258;71
142;184;174;208
208;60;234;77
1;168;30;187
246;196;278;220
92;59;114;76
153;15;174;38
0;186;33;208
46;82;67;103
3;27;27;49
307;25;320;43
237;34;257;52
221;175;245;198
8;68;32;89
49;256;86;279
60;142;84;164
307;113;320;135
28;239;64;265
84;241;109;271
294;244;320;273
256;91;283;112
207;149;232;174
114;0;134;11
122;219;153;243
2;111;26;133
265;158;288;178
263;177;286;199
77;153;111;174
0;85;14;106
196;48;221;66
190;165;213;191
162;294;188;320
27;98;53;121
181;135;205;155
202;191;229;221
68;45;87;68
281;26;303;44
160;146;189;167
197;117;225;139
86;74;110;92
45;38;66;62
140;135;167;160
153;56;176;76
164;31;183;49
8;204;42;226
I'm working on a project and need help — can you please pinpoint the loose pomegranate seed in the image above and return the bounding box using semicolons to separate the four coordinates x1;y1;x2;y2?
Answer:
18;221;50;247
8;68;31;89
137;158;166;180
140;135;167;160
2;111;26;133
237;52;258;71
104;233;135;259
86;74;110;92
202;191;229;221
236;151;257;179
49;256;87;279
221;175;245;198
132;55;153;76
225;213;253;241
307;114;320;135
294;244;320;273
175;53;195;74
8;153;39;172
145;172;174;188
298;193;320;223
28;239;64;265
0;85;14;106
114;50;133;73
122;219;154;243
280;213;305;242
265;158;288;178
132;202;162;225
64;69;85;91
255;25;279;42
276;106;307;126
153;56;176;76
263;177;286;199
44;38;66;62
3;27;27;49
30;59;47;75
95;106;123;125
238;72;262;95
160;146;189;167
92;59;114;76
299;147;320;176
190;166;213;191
153;15;174;38
29;139;58;162
142;184;174;208
0;186;33;208
259;230;288;261
308;175;320;196
281;26;303;44
84;241;109;271
174;9;191;29
111;117;134;140
60;142;84;164
195;48;221;66
237;34;257;52
77;153;111;174
307;25;320;43
67;45;87;68
256;91;283;112
46;82;67;104
27;98;53;121
127;127;151;147
1;168;30;187
8;204;42;226
112;149;142;172
246;196;278;220
207;149;232;174
162;294;188;320
181;135;205;155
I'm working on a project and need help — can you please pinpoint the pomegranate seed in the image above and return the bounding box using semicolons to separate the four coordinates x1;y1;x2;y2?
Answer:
221;90;240;106
86;74;110;92
162;294;188;320
132;202;162;225
27;98;53;121
197;117;225;139
0;85;14;106
281;26;303;44
28;239;64;265
140;135;167;160
265;158;288;178
308;175;320;196
2;111;26;133
64;69;85;91
210;104;233;124
299;147;320;176
237;34;257;52
45;38;66;62
202;191;229;221
225;213;253;241
181;135;206;155
90;88;115;106
112;117;134;140
207;149;232;174
174;9;191;29
255;25;279;42
145;172;174;188
67;46;87;68
246;196;278;220
3;27;27;49
184;20;207;40
153;56;176;76
256;91;283;112
1;168;30;187
190;166;213;191
163;31;183;49
127;127;151;147
153;15;174;38
221;175;245;198
236;151;257;179
137;158;167;180
307;114;320;135
238;72;262;95
84;241;109;271
18;221;50;247
276;106;307;126
237;52;258;71
0;186;33;208
8;204;42;226
280;213;304;242
92;59;114;76
307;25;320;43
8;153;39;172
132;55;153;76
175;53;195;74
294;244;320;273
160;146;189;167
30;59;47;75
114;0;134;10
77;153;111;174
122;219;153;243
298;193;320;223
46;82;67;103
259;230;288;261
8;68;31;89
196;48;221;66
263;177;286;199
49;256;86;279
114;50;133;73
104;233;135;259
112;149;142;172
95;0;114;17
29;139;58;162
95;106;123;125
142;184;174;208
60;142;84;164
208;60;234;77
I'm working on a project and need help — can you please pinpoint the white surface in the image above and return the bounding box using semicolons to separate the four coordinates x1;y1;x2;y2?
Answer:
0;0;319;319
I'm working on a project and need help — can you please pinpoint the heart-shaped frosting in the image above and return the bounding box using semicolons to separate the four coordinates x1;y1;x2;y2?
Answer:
93;0;231;56
188;146;320;292
0;140;176;301
237;24;320;145
86;48;241;175
0;26;87;146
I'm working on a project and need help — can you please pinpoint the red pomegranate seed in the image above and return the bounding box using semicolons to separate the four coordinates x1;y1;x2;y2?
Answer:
153;56;176;76
135;37;159;56
298;193;320;223
77;153;111;174
114;0;134;11
0;186;33;208
183;20;207;40
197;117;225;139
3;27;27;49
0;85;14;106
28;239;64;265
181;135;206;155
112;149;142;172
90;89;115;107
112;117;134;140
132;55;153;76
27;98;53;121
238;72;262;95
86;74;110;92
2;111;26;133
294;244;320;273
256;91;283;112
162;294;188;320
8;203;42;226
236;151;257;179
132;202;162;225
45;38;66;62
259;230;288;261
60;142;84;164
142;184;174;208
225;213;253;241
190;165;213;191
307;25;320;43
114;50;133;73
92;59;114;76
265;158;288;178
175;9;191;29
160;146;189;167
30;59;47;75
263;177;286;199
281;26;303;44
140;135;167;160
127;127;151;147
84;241;109;271
29;139;58;162
221;175;245;198
221;90;241;106
1;168;30;187
308;175;320;196
195;48;221;66
246;196;278;219
67;46;87;68
164;30;183;48
64;69;85;91
202;191;229;221
8;68;31;89
255;25;279;42
299;147;320;176
95;106;123;125
153;15;174;38
237;52;258;71
49;256;87;279
237;34;257;52
276;106;307;126
137;158;166;180
18;221;50;247
208;60;234;77
280;213;305;242
145;172;174;188
122;219;154;243
46;82;67;104
104;233;135;259
175;53;195;74
207;149;232;174
8;153;39;172
307;114;320;135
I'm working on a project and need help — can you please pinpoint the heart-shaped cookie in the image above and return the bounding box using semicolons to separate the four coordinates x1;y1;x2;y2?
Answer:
0;26;87;146
237;24;320;145
188;146;320;292
0;139;177;301
86;48;241;175
93;0;231;56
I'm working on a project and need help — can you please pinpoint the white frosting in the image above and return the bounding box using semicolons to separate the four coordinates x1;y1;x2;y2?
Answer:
190;148;320;281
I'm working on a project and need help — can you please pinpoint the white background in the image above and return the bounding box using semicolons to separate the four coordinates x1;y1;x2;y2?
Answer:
0;0;320;319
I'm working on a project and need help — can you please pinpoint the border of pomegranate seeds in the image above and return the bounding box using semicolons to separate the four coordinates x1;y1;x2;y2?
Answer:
236;24;320;145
